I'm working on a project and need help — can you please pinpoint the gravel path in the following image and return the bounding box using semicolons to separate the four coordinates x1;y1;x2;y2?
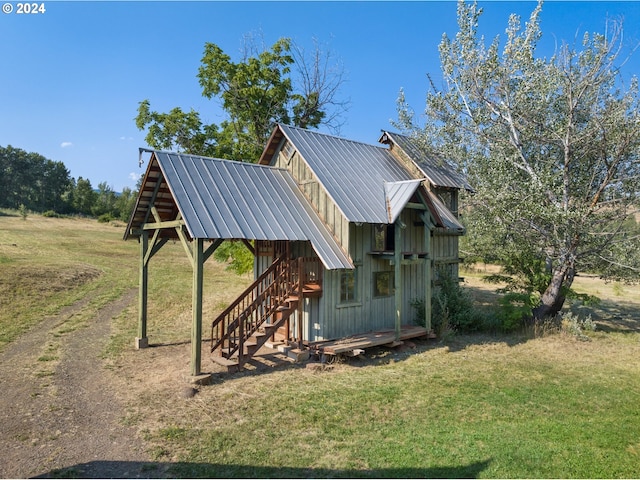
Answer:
0;289;160;479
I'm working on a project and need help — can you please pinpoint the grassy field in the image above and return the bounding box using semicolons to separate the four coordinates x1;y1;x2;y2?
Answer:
2;211;639;478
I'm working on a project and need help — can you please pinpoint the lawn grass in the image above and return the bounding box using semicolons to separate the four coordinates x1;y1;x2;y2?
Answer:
136;265;639;478
2;212;639;478
142;329;640;478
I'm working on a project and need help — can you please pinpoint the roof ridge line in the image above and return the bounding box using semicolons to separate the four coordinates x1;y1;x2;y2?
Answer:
140;148;291;173
279;123;387;150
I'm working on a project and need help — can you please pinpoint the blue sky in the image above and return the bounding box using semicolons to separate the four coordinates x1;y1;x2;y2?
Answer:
2;1;640;192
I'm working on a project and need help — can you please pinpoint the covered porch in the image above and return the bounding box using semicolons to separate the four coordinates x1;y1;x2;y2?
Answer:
124;149;352;378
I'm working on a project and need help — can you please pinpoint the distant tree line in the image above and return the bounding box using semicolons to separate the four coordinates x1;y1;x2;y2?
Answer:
0;145;137;222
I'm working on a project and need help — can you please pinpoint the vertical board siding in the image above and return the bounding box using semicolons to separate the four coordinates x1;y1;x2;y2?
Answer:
315;214;430;341
268;142;457;341
278;149;350;254
433;231;460;280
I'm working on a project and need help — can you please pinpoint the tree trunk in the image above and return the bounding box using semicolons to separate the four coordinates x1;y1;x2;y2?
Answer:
532;264;575;319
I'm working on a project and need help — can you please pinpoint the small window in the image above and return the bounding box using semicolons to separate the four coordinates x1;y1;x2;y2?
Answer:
436;188;457;214
373;271;395;297
340;269;357;303
373;224;395;251
282;140;295;160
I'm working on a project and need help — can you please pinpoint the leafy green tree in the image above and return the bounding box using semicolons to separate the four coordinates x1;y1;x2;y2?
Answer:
397;0;640;319
136;36;347;162
0;145;72;212
39;160;72;212
72;177;97;216
91;181;118;217
114;186;138;222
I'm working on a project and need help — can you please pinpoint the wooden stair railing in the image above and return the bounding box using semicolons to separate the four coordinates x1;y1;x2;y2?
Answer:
210;256;323;371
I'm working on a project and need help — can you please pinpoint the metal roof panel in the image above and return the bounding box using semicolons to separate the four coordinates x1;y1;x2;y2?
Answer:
380;131;474;192
130;150;353;269
279;125;416;224
384;180;423;223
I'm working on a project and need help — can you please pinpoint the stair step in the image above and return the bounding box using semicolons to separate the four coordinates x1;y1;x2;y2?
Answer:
212;356;238;366
212;356;240;373
261;323;281;333
277;305;295;312
287;348;310;362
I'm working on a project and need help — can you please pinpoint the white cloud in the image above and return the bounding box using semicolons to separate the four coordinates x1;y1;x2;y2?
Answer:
129;172;141;182
120;136;134;141
60;141;73;148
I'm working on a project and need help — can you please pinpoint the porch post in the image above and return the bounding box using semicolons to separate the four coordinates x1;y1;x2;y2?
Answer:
394;219;404;341
191;238;204;376
424;218;433;332
136;231;149;349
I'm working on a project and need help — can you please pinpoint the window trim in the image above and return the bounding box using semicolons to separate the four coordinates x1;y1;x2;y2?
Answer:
373;270;395;298
372;224;395;252
339;268;358;304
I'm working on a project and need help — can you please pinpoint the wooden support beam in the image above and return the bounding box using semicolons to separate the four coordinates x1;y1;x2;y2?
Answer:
142;219;184;230
406;202;427;210
297;258;304;346
191;238;204;376
146;237;169;265
241;238;255;256
394;219;404;341
422;213;433;333
175;226;194;268
136;231;149;348
142;174;164;226
203;239;223;263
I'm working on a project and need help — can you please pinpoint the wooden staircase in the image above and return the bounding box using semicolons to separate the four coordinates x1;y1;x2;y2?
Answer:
210;256;321;372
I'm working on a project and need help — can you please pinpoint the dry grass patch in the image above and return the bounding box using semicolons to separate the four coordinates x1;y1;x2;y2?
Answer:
0;213;138;349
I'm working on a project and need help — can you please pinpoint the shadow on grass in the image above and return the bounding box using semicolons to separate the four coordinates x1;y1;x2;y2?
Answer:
35;458;492;479
569;298;640;332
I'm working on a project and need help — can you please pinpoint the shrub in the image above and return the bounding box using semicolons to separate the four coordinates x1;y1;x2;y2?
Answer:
496;291;539;331
97;213;115;223
560;311;596;340
18;204;28;220
42;210;62;218
412;276;487;336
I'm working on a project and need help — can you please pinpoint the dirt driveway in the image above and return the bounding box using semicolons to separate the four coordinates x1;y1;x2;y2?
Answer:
0;289;161;479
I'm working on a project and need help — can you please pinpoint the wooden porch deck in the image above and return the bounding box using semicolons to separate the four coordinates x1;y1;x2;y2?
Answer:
309;325;431;356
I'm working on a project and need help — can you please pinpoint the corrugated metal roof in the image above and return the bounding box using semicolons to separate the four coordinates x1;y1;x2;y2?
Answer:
278;124;418;224
380;131;474;192
384;180;423;223
427;190;465;233
128;150;353;270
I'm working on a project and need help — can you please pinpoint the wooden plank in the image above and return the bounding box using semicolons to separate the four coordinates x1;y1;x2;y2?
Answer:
317;326;428;355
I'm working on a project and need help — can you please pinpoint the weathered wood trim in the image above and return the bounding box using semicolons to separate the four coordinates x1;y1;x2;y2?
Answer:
240;238;255;256
142;219;185;230
175;226;194;268
203;239;223;263
422;212;433;332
